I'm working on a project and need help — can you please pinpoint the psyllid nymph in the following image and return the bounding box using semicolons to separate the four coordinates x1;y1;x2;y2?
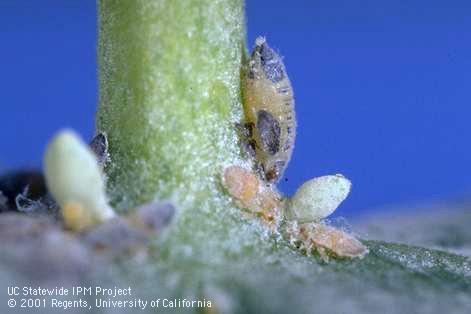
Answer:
224;38;367;261
222;165;368;260
241;37;296;183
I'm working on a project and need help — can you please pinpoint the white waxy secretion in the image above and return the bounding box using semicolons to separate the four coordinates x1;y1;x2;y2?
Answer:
287;174;351;223
44;129;115;230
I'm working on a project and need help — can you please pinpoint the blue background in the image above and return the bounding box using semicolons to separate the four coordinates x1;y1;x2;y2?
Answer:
1;1;471;217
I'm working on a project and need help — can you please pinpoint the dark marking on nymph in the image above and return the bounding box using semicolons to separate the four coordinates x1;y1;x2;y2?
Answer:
257;110;280;155
256;41;285;83
265;169;277;182
89;132;109;166
265;160;286;182
257;41;275;64
264;62;285;83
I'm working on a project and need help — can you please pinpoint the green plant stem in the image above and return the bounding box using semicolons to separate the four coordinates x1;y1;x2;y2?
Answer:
97;0;245;209
95;3;471;312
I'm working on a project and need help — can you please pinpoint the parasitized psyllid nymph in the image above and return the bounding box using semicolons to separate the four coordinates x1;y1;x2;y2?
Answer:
223;37;368;260
241;37;296;183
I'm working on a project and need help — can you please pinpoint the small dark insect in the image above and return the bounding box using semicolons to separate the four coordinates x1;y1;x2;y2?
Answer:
241;37;296;183
82;201;175;256
89;132;109;166
131;201;175;233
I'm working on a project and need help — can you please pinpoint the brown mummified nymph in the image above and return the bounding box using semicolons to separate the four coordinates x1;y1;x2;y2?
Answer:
241;37;296;183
